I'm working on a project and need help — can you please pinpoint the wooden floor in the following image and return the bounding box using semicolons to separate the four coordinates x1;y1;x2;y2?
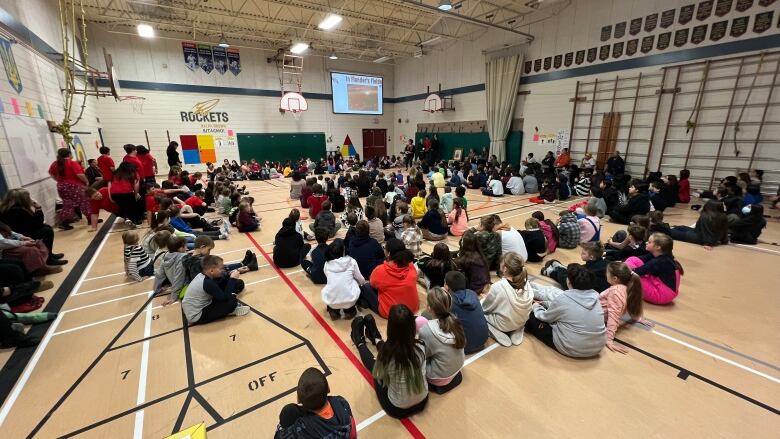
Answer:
0;175;778;438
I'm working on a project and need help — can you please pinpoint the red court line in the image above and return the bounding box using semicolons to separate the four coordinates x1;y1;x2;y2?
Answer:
245;233;426;439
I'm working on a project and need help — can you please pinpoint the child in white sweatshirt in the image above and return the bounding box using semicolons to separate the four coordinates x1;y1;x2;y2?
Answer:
321;238;365;320
480;252;534;346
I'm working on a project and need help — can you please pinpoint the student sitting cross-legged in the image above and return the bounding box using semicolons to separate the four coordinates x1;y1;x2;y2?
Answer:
525;264;607;358
181;235;258;302
321;239;365;321
154;236;189;305
182;255;249;325
442;271;489;354
480;252;533;347
274;367;356;439
302;227;329;285
415;287;465;394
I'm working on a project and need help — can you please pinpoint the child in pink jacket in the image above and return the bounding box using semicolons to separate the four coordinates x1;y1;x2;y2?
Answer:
600;261;653;354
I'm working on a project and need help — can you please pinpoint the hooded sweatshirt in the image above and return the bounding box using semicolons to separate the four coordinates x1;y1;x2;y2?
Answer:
557;213;581;249
273;219;306;268
418;319;465;382
153;251;188;302
370;261;419;318
451;289;489;354
480;278;534;346
532;289;606;358
347;234;385;279
321;256;365;309
274;396;356;439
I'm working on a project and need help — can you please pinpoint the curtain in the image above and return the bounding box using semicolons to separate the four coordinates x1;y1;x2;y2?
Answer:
485;54;523;162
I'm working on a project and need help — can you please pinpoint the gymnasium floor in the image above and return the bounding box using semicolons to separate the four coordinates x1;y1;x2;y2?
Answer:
0;175;778;438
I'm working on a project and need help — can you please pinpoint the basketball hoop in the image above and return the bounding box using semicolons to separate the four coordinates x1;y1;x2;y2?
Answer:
280;91;307;120
423;93;443;113
119;96;146;114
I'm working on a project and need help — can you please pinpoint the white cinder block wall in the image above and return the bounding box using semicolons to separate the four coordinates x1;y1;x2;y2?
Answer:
0;0;101;222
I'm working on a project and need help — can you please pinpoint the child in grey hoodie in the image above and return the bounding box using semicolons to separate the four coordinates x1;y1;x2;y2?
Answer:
416;287;465;394
154;236;189;305
525;264;606;358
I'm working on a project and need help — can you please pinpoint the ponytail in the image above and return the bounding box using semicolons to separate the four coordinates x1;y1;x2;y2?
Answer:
501;252;528;290
625;272;644;320
427;287;466;350
56;148;70;179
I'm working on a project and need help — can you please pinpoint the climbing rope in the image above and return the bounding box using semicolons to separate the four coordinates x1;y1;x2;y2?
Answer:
732;52;766;157
54;0;89;146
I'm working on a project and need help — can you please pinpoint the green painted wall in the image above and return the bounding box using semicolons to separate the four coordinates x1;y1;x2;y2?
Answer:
237;132;327;163
415;131;524;166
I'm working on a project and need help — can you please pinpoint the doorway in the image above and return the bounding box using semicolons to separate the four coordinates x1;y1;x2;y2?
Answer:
362;129;387;160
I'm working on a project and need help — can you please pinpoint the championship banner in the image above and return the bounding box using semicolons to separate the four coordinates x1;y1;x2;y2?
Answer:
0;36;22;93
198;44;214;74
212;46;228;74
227;47;241;76
182;41;197;71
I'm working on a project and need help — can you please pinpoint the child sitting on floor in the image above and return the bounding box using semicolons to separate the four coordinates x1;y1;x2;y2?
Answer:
400;215;423;259
410;190;428;219
302;227;329;285
625;232;683;305
123;230;153;282
601;261;653;354
182;255;249;324
311;200;341;238
443;271;488;354
236;201;260;233
321;239;364;320
519;218;547;263
275;367;356;439
480;252;533;347
154;236;189;305
605;225;648;261
556;211;580;249
531;211;558;254
416;287;465;394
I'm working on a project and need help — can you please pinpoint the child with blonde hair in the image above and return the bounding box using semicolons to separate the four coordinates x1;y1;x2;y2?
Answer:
123;230;153;282
480;252;533;346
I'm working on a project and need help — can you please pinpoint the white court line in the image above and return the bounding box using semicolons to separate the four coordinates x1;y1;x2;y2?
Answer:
75;280;149;296
133;295;153;438
651;330;780;384
62;291;151;314
53;304;166;336
358;343;501;431
0;222;112;427
731;243;780;255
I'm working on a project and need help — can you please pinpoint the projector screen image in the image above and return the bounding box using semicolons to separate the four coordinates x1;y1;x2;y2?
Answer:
331;72;383;115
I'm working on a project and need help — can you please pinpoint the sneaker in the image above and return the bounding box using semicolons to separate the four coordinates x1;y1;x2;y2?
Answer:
542;259;564;277
51;253;65;260
241;250;253;266
350;316;366;346
47;258;68;266
327;307;341;320
363;314;382;345
59;223;74;231
342;307;357;320
12;281;40;297
247;253;259;271
230;305;250;316
124;219;134;228
35;280;55;292
0;332;40;348
305;232;316;241
219;233;229;240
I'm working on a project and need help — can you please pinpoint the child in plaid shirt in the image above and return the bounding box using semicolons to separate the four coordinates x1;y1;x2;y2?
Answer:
400;215;423;258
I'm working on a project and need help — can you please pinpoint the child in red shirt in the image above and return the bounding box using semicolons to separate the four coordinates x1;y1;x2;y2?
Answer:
136;145;157;185
97;146;115;182
87;186;119;231
185;190;211;215
307;184;326;219
122;144;143;182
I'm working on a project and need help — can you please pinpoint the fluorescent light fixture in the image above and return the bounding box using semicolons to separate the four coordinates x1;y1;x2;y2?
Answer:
318;14;343;30
373;55;392;63
137;24;155;38
328;51;338;60
290;42;309;54
218;34;230;48
438;0;453;11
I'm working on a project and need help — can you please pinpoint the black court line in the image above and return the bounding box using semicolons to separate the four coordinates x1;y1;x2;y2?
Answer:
0;215;115;408
171;392;192;434
208;387;298;431
27;291;157;438
469;196;585;221
107;327;184;352
616;339;780;416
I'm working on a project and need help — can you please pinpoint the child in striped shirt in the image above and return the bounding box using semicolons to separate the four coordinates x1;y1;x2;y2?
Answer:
123;230;153;282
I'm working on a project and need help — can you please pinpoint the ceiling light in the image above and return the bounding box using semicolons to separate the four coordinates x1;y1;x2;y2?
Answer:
218;34;230;48
328;51;338;60
373;55;392;63
290;42;309;54
137;24;155;38
438;0;453;11
318;14;343;30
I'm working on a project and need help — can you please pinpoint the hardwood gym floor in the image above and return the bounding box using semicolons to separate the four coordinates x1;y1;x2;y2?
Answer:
0;176;777;438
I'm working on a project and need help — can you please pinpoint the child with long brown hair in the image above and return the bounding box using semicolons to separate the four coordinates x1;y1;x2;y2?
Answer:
625;232;683;305
416;287;465;394
601;261;653;354
454;232;490;293
480;252;533;346
416;242;454;289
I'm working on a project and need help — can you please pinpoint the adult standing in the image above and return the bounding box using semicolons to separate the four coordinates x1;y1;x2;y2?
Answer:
422;135;432;164
48;148;90;230
541;151;555;177
0;189;65;263
404;139;415;169
136;145;157;186
166;141;182;169
605;150;625;176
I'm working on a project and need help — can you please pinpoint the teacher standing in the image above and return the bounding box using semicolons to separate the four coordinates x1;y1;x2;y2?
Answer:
48;148;90;230
166;141;181;169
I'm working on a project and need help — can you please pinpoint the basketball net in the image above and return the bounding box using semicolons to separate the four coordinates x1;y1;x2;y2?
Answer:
119;96;146;114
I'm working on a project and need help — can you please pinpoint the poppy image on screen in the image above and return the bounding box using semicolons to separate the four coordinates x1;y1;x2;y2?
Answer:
347;84;379;112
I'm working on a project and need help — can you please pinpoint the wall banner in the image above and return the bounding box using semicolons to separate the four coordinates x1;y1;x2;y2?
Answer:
227;48;241;76
198;44;214;74
0;37;22;93
182;41;197;71
212;46;228;74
